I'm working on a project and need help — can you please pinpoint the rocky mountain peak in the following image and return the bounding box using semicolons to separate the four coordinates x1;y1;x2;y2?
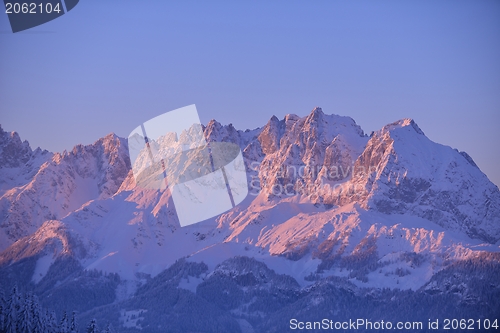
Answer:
380;118;425;136
258;115;284;155
309;106;324;117
0;125;34;168
204;119;240;144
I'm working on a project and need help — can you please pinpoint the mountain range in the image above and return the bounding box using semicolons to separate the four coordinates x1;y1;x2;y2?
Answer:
1;107;499;332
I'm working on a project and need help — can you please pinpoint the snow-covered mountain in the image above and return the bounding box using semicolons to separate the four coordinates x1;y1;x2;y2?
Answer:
336;118;500;243
0;129;130;250
0;125;52;195
1;107;499;296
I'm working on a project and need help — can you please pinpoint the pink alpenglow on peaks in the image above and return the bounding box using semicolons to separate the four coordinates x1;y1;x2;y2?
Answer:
127;105;248;227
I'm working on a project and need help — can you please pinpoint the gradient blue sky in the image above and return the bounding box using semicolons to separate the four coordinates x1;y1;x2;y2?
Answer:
1;1;499;186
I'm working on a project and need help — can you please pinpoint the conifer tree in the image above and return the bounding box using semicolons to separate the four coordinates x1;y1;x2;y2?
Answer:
87;318;99;333
5;286;21;333
60;310;70;333
18;295;33;333
0;289;6;332
103;322;115;333
45;310;58;333
70;311;78;333
0;303;5;332
30;294;44;333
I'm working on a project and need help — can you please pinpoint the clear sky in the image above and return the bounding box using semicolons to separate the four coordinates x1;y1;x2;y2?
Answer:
1;1;499;186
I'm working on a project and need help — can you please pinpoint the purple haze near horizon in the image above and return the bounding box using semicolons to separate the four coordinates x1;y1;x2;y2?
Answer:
0;1;499;186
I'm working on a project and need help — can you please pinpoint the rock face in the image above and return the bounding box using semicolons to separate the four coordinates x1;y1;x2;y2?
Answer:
0;126;34;168
253;108;369;197
0;126;52;193
0;131;130;249
0;107;499;292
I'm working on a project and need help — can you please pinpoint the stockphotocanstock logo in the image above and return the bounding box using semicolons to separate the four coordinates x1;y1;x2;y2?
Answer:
3;0;79;33
128;105;249;227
